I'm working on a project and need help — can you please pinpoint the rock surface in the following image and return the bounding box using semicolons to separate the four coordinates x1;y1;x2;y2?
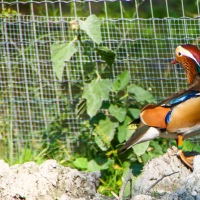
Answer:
132;147;200;200
134;146;191;195
1;148;200;200
0;159;105;200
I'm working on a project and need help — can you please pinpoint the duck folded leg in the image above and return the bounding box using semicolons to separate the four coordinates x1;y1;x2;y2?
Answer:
178;150;194;169
177;134;194;169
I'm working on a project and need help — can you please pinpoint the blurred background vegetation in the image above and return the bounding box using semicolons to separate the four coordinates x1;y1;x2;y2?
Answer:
1;0;199;18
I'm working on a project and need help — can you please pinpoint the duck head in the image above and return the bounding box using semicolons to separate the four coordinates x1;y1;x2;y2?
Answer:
171;44;200;84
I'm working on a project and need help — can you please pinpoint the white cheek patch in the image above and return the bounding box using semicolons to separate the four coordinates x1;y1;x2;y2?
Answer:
176;46;200;66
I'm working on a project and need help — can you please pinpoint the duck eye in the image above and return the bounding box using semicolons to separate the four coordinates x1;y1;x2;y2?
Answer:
178;52;182;56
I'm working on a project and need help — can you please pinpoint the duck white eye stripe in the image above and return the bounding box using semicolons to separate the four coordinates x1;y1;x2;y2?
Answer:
177;46;200;65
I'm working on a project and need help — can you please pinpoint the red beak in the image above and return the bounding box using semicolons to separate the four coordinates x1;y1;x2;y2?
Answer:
171;59;178;64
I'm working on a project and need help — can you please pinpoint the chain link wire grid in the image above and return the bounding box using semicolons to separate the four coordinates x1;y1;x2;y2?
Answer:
1;0;200;159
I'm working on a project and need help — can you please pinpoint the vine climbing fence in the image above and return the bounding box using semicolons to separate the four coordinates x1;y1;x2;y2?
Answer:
0;0;200;161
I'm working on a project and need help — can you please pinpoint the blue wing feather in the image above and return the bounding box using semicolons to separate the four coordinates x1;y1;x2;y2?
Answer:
164;90;199;125
165;90;199;106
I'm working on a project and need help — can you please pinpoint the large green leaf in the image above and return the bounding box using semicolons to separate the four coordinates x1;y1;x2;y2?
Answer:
87;159;114;172
93;116;118;151
182;140;194;151
128;84;156;103
51;42;78;81
96;47;116;67
87;160;101;171
128;108;140;119
117;116;132;143
113;70;130;92
109;104;127;122
73;157;88;170
82;79;112;117
79;14;102;44
133;141;150;156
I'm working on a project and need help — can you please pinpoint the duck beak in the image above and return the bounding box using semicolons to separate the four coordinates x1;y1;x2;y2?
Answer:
171;58;178;64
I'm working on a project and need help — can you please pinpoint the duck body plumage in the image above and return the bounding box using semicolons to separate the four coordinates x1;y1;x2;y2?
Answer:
120;45;200;153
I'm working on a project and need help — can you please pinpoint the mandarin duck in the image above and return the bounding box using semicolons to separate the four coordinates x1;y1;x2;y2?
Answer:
120;44;200;169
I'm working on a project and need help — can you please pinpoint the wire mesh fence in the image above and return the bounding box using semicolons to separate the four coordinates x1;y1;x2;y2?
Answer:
0;0;200;160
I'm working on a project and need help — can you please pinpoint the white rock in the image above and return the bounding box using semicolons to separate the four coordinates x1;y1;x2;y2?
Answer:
0;159;102;200
134;147;191;194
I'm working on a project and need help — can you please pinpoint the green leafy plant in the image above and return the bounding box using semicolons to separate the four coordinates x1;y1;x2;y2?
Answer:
73;68;179;197
50;14;172;197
